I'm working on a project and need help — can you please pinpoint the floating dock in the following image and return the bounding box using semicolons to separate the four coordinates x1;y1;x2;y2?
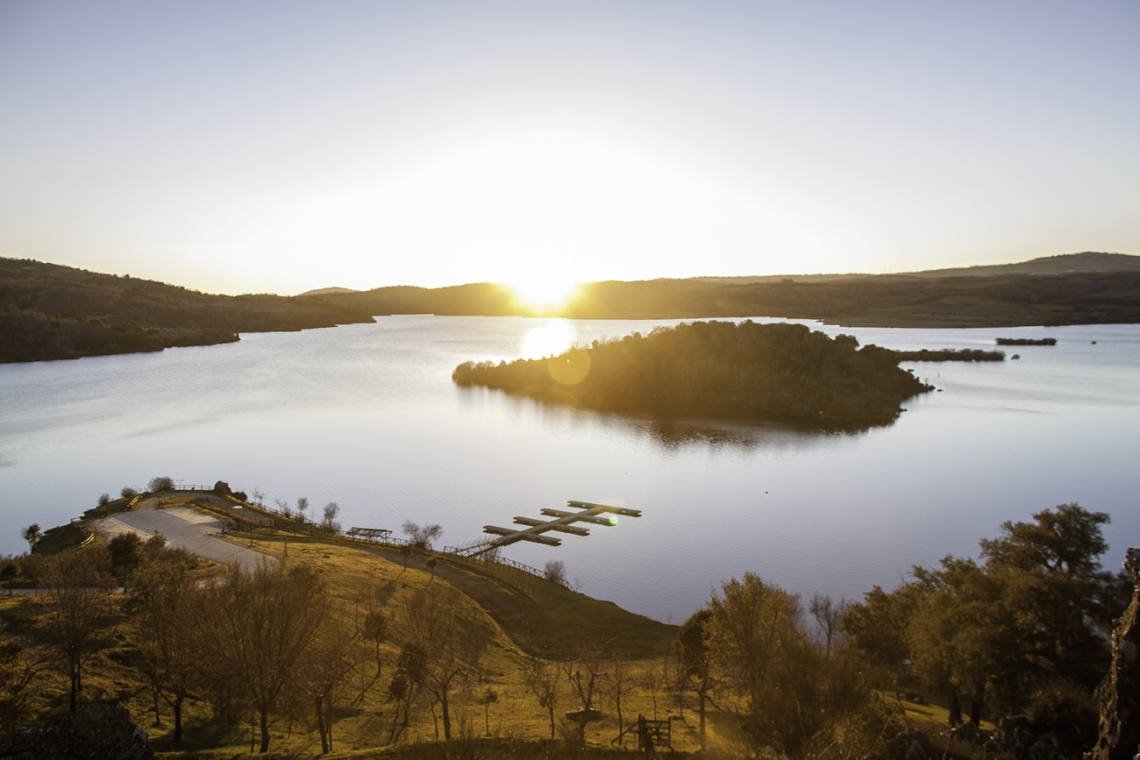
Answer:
456;501;641;557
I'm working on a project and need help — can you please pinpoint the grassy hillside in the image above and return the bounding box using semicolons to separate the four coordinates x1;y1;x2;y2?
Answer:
0;258;374;363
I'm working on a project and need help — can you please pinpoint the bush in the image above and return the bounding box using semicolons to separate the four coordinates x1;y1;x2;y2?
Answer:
147;476;175;492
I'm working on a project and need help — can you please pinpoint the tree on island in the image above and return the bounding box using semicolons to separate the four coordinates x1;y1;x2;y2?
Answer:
453;320;933;426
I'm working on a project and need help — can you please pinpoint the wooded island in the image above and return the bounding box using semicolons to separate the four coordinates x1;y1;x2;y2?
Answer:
453;320;933;426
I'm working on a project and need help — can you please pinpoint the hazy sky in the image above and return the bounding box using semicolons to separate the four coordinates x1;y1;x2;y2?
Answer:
2;1;1137;295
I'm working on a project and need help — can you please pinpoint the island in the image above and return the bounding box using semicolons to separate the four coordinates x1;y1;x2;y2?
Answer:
453;320;934;426
996;337;1057;346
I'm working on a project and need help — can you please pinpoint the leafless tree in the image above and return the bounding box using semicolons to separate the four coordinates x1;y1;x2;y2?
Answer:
321;502;342;534
397;586;487;741
527;659;560;739
401;521;443;551
130;556;200;742
42;550;107;712
809;592;849;657
196;562;330;753
293;615;361;754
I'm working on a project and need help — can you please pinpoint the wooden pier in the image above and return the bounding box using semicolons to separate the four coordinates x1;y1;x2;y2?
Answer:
455;501;641;557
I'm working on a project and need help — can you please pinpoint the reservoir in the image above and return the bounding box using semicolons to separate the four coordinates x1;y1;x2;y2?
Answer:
2;316;1138;622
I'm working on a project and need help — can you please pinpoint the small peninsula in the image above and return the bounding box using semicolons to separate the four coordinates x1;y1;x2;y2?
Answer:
453;320;933;425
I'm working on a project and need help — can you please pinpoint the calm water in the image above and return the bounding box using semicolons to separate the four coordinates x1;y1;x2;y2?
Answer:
2;316;1138;622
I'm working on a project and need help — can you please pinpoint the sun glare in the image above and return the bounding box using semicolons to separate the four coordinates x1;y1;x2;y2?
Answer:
507;276;581;314
520;320;577;360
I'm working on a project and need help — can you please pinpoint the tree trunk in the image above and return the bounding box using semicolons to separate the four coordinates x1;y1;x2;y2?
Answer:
440;689;451;741
69;657;80;713
173;696;183;744
315;696;330;754
259;708;270;753
699;689;707;748
947;687;962;727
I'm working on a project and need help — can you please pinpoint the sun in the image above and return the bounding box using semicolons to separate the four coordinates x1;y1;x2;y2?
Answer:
506;275;581;314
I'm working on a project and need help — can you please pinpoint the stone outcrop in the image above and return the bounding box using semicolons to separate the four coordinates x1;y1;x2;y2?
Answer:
1085;547;1140;760
0;705;153;759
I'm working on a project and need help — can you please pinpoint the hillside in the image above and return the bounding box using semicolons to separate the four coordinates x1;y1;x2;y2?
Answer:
329;252;1140;327
5;252;1138;363
0;258;375;363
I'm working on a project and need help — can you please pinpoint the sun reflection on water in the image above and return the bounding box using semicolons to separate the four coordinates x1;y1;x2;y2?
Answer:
520;319;577;359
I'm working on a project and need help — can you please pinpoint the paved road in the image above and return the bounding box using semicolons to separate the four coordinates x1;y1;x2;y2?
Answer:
93;507;277;572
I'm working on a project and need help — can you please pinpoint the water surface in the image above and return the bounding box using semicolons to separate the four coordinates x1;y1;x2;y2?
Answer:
2;317;1137;622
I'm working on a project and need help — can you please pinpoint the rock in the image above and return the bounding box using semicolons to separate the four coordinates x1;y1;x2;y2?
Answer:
0;705;153;759
1085;548;1140;760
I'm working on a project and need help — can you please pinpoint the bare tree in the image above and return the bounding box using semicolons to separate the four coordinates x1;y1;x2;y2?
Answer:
543;559;567;586
603;655;631;743
397;586;487;741
130;556;200;742
42;550;106;712
293;615;361;754
527;659;560;739
296;497;310;523
560;645;606;744
321;503;342;534
0;620;49;730
478;686;498;736
401;521;443;551
196;562;330;753
809;592;849;657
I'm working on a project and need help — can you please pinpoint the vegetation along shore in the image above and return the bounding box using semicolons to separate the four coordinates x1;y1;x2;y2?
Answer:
1;479;1136;759
3;251;1139;363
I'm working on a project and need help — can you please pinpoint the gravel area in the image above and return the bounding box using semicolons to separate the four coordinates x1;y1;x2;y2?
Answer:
93;506;277;572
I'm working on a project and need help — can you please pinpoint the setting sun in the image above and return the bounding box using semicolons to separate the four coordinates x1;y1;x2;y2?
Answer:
506;275;582;314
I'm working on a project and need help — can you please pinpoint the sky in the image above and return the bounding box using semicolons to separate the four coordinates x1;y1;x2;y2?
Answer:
1;1;1138;296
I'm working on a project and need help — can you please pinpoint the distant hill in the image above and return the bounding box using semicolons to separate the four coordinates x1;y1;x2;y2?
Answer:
0;258;374;363
4;251;1138;363
902;251;1140;278
297;286;359;296
325;252;1140;328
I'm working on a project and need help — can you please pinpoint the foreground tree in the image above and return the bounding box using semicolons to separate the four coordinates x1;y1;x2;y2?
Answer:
706;573;870;758
129;555;201;741
844;503;1125;736
197;562;330;753
293;615;361;754
42;550;107;712
397;586;487;741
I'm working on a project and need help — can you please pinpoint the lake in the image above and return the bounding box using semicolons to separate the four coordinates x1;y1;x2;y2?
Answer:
2;316;1138;623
